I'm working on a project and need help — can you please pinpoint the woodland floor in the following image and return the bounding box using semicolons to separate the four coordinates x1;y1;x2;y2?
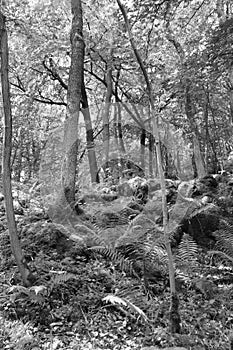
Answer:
0;180;233;350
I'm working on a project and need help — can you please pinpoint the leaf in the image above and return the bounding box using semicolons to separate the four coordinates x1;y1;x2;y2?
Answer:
8;285;29;295
29;285;47;295
103;294;148;322
103;294;127;306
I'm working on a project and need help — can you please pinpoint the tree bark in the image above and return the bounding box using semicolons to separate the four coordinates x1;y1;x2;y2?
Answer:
114;69;126;155
185;86;206;178
81;79;99;183
203;93;210;173
116;102;126;154
0;12;32;287
62;0;84;206
102;61;113;163
148;131;154;177
140;128;146;171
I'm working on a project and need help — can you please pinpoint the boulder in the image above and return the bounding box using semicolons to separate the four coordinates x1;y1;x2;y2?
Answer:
142;347;187;350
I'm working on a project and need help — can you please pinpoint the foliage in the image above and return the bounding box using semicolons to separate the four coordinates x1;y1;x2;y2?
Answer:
1;0;233;348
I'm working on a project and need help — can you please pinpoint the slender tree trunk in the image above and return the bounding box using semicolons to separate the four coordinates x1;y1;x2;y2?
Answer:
0;12;32;286
113;102;119;151
117;102;126;154
203;94;210;173
102;58;113;163
61;0;84;206
148;132;154;177
117;0;180;333
15;148;22;181
228;66;233;124
166;25;206;178
175;150;182;178
140;128;146;171
81;79;99;183
185;84;206;178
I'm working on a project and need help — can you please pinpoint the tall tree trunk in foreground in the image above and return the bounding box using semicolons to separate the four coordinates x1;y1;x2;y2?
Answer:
0;12;31;286
117;0;180;334
62;0;84;205
81;79;99;183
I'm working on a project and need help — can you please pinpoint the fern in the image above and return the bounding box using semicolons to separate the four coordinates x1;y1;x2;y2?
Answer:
103;294;149;323
210;223;233;265
89;245;138;277
177;234;198;265
48;272;78;292
116;241;169;280
208;250;233;264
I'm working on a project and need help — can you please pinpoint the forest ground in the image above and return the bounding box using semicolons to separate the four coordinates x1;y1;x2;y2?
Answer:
0;179;233;350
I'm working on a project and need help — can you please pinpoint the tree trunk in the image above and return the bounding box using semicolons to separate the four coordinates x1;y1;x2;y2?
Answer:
166;25;206;178
185;84;206;178
117;102;126;154
148;132;154;177
15;148;22;181
203;94;210;173
0;12;32;287
61;0;84;206
117;0;180;333
140;128;146;171
228;66;233;124
81;79;99;183
102;63;113;163
193;135;205;177
113;103;119;151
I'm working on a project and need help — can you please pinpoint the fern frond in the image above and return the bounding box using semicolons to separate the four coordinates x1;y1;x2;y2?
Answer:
89;245;121;261
208;250;233;264
177;234;198;264
90;245;137;276
212;225;233;261
103;294;149;322
48;272;78;291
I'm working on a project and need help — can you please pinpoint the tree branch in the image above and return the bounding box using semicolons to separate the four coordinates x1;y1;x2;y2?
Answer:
11;81;67;106
42;57;68;90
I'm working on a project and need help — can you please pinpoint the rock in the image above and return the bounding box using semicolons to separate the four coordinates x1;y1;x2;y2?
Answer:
193;278;217;298
142;347;187;350
13;200;24;215
97;157;144;183
117;181;133;196
91;210;129;229
192;175;218;197
128;176;149;204
143;196;163;223
116;213;163;247
100;193;118;202
177;180;195;198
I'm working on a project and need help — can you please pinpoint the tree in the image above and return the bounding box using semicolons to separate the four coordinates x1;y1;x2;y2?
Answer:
0;10;32;286
81;77;99;183
61;0;84;206
116;0;180;334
